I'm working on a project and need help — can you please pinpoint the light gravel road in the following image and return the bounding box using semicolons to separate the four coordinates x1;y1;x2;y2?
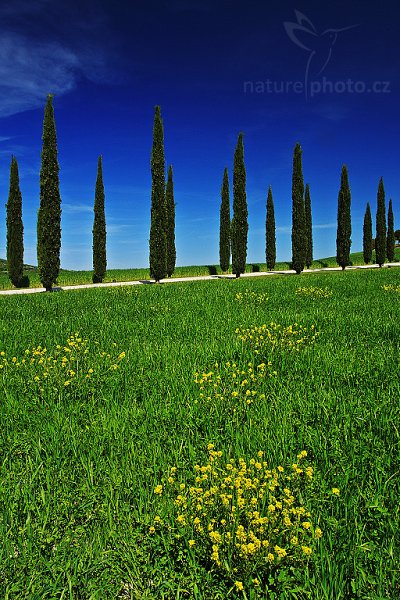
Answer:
0;262;399;296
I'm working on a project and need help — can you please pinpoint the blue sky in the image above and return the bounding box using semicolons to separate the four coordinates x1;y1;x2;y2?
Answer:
0;0;399;270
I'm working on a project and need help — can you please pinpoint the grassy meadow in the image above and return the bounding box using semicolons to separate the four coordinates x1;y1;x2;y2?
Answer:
0;267;399;598
0;248;400;290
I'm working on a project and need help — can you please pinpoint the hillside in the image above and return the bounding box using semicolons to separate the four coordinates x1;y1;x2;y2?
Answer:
0;247;399;290
0;258;37;272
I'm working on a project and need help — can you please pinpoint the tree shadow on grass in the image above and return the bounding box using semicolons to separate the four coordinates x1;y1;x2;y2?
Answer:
313;260;328;268
15;275;30;288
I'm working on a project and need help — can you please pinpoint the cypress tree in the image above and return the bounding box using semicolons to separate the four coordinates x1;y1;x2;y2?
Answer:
219;167;230;273
336;165;352;270
149;106;167;282
231;133;248;278
6;156;24;287
363;202;373;264
92;155;107;283
386;198;395;262
166;164;176;277
375;177;386;267
394;229;400;245
291;143;306;274
265;186;276;270
37;94;61;291
304;183;313;268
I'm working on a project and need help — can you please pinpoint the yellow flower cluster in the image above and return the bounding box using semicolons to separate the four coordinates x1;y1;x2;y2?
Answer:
382;284;400;293
153;446;322;587
235;289;269;305
235;322;319;354
194;361;276;407
295;287;333;299
0;333;126;396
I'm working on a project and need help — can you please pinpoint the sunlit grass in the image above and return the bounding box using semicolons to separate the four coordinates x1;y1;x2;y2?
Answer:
0;267;399;598
0;247;399;290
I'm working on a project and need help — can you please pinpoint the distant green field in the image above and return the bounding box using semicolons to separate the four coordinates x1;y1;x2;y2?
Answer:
0;247;400;290
0;268;399;598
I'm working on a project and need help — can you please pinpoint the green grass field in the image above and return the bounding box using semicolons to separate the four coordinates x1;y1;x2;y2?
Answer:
1;248;400;290
1;268;399;598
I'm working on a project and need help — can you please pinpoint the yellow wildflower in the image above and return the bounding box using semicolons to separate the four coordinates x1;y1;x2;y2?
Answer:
315;527;323;539
234;581;244;592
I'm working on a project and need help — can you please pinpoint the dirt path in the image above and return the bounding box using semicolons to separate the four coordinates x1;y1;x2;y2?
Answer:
0;262;399;296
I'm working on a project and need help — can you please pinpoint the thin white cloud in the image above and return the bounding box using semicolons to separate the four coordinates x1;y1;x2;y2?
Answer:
187;216;217;224
313;222;337;230
0;2;123;118
107;224;132;234
63;203;93;214
0;33;80;117
255;223;337;236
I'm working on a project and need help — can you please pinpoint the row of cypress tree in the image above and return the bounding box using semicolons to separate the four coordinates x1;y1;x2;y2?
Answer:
219;141;315;276
6;95;107;289
5;100;398;288
362;180;396;266
218;134;248;278
218;141;397;275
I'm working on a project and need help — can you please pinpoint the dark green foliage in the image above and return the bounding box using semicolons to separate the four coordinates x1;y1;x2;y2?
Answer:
386;198;395;262
291;143;306;274
336;165;352;270
6;156;24;287
394;229;400;244
37;94;62;291
166;165;176;277
149;106;167;282
265;186;276;270
231;133;248;278
92;156;107;283
304;183;313;268
219;167;230;272
363;202;373;264
375;177;386;267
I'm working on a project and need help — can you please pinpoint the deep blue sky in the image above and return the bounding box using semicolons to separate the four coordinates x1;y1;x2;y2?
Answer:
0;0;399;269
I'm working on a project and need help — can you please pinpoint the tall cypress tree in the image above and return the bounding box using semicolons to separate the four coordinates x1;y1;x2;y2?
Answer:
6;156;24;287
304;183;313;268
336;165;351;270
291;143;305;274
386;198;395;262
149;106;167;282
92;155;107;283
231;133;248;278
166;164;176;277
363;202;373;264
37;94;62;291
375;177;386;267
265;186;276;270
219;167;230;273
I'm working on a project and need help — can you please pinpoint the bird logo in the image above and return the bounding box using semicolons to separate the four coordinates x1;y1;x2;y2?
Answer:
284;10;358;99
